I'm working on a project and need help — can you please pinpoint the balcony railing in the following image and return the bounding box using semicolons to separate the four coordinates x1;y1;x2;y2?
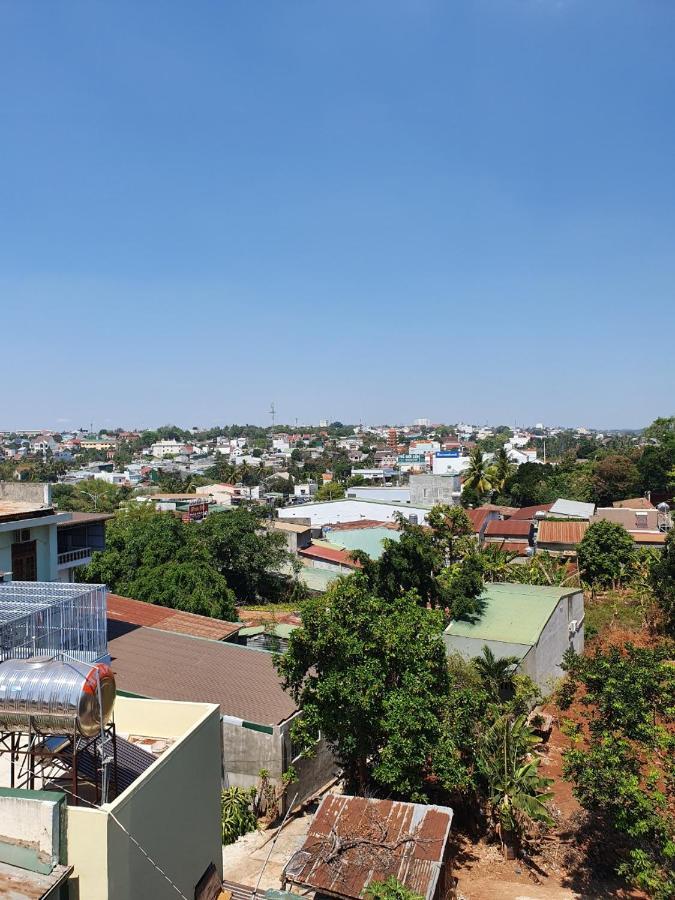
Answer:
57;547;92;566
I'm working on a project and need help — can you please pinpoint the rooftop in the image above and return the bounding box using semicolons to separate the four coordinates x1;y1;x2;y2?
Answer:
537;520;589;546
284;794;453;900
299;543;363;569
613;497;655;509
509;503;554;520
57;511;114;527
107;623;297;725
107;593;241;641
484;519;532;538
0;502;54;523
445;582;579;647
549;499;596;519
271;520;312;534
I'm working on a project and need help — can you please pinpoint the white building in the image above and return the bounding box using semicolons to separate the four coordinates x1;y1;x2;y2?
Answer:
150;439;185;458
278;498;429;527
432;454;472;476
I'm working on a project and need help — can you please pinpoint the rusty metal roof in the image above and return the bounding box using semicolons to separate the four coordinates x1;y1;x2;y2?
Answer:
485;519;532;538
284;794;453;900
537;520;588;546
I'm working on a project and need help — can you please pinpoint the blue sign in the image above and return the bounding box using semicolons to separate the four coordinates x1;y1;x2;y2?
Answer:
436;450;460;458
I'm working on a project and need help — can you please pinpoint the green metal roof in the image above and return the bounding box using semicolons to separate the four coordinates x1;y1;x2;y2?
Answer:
297;565;340;593
445;582;578;647
323;526;400;560
238;623;297;639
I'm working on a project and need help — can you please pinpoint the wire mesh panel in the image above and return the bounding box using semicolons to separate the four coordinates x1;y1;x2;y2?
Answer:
0;582;107;662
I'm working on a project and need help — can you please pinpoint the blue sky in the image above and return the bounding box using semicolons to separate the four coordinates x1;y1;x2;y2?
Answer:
1;0;673;430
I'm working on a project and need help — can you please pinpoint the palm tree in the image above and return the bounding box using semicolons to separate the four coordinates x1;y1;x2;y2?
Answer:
478;544;519;582
478;714;554;858
472;645;520;699
493;447;515;495
462;448;495;500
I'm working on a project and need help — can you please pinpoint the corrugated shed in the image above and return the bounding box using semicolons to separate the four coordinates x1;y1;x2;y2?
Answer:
284;794;452;900
537;520;588;546
299;544;363;569
107;594;241;640
485;519;532;538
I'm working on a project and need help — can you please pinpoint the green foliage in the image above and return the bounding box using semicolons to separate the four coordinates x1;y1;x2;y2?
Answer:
52;479;131;512
275;575;451;800
463;448;495;501
650;529;675;636
472;645;520;701
559;643;675;898
364;876;423;900
81;505;238;619
477;714;554;846
577;520;636;588
314;481;345;500
590;454;641;506
355;507;485;619
220;786;257;845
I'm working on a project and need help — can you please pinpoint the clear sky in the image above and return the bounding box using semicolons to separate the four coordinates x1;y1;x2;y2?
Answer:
1;0;673;431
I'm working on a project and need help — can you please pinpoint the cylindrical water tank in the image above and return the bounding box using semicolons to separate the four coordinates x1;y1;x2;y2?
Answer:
0;658;116;737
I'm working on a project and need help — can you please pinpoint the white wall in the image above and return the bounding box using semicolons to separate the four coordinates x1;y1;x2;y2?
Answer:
529;591;584;692
346;487;410;503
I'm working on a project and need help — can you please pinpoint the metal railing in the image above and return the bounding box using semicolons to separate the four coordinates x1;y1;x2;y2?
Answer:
57;547;92;566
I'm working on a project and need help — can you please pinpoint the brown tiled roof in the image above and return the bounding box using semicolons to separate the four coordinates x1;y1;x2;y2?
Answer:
613;497;655;510
107;594;241;640
509;503;554;520
57;511;114;527
485;519;532;538
284;794;453;900
537;520;588;546
107;622;297;725
299;544;362;569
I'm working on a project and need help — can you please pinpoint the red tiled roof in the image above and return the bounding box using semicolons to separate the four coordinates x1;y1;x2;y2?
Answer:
537;520;588;546
107;623;297;724
285;794;453;900
509;503;554;520
107;594;241;641
298;544;362;569
485;519;532;538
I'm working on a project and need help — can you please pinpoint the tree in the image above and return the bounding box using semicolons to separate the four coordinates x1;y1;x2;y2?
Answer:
492;447;515;495
559;644;675;898
591;455;641;506
649;529;675;636
275;575;450;800
198;507;291;602
478;714;553;857
577;520;636;588
314;481;345;501
472;646;520;701
52;479;131;512
81;505;237;620
462;448;494;501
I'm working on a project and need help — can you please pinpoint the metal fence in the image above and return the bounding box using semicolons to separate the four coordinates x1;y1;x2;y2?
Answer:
0;582;107;663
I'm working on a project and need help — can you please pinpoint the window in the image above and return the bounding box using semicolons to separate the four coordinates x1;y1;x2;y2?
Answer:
13;529;31;544
635;513;648;530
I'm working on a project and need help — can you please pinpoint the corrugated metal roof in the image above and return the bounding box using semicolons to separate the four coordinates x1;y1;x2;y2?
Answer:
299;544;362;569
485;519;532;538
549;499;595;519
445;582;579;646
537;520;588;546
284;794;453;900
509;503;554;520
630;531;667;544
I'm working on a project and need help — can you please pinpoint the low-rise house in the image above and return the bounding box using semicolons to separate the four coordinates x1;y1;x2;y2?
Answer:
613;496;655;510
107;621;337;811
466;506;501;540
146;493;211;522
195;482;238;506
283;794;454;900
483;518;533;551
535;519;588;556
444;583;585;692
0;482;67;581
509;503;554;522
233;623;297;653
298;541;362;574
322;520;400;560
270;520;312;553
293;482;317;498
56;511;112;582
592;506;670;547
107;593;241;641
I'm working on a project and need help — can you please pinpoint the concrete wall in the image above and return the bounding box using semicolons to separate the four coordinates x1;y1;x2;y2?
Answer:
409;475;460;507
0;790;63;875
346;487;411;503
66;698;223;900
0;482;51;505
529;591;584;693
